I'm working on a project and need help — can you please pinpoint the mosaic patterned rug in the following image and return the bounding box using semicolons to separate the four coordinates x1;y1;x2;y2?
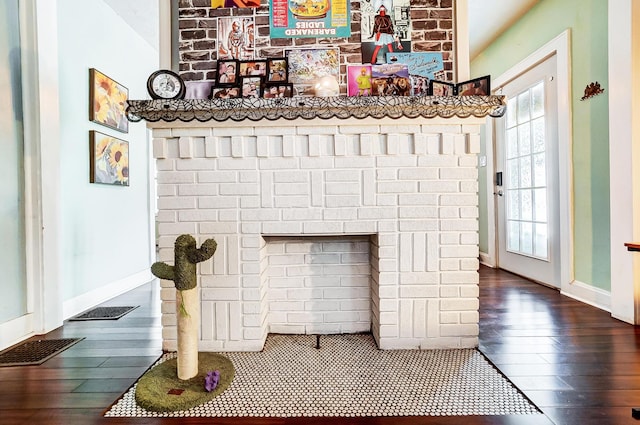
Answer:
105;334;539;418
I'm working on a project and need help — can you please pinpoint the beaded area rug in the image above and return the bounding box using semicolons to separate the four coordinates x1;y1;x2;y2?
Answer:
105;334;539;418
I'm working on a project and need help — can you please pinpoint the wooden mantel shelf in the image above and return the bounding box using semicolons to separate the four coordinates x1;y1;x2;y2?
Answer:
625;242;640;252
126;95;506;124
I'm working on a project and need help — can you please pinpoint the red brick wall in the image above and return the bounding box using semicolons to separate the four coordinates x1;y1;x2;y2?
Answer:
178;0;455;90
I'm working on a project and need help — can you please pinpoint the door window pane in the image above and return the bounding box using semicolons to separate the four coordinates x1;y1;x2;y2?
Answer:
535;223;548;258
518;123;531;156
533;153;546;187
521;189;533;221
508;221;520;251
531;81;545;118
532;117;545;153
507;128;519;159
507;158;519;188
520;222;533;255
534;188;547;222
507;97;517;128
507;190;520;220
519;156;532;188
517;91;531;123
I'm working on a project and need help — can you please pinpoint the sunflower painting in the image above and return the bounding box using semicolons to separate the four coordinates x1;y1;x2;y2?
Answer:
90;131;129;186
89;68;129;133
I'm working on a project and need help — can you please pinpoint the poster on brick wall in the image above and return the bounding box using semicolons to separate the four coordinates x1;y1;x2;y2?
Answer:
211;0;259;8
218;16;255;60
360;0;411;64
269;0;350;38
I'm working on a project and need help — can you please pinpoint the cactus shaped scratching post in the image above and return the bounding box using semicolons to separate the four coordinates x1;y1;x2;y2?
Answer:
151;234;217;380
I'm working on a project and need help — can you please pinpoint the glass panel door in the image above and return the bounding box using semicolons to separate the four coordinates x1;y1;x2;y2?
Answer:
495;54;560;287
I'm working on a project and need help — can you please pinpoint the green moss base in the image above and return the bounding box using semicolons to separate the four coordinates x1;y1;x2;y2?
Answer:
134;352;235;412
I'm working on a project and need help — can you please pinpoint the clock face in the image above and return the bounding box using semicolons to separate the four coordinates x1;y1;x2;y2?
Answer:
147;70;185;100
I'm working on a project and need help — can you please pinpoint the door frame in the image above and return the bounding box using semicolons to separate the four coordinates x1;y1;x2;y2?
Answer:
484;29;574;293
0;0;62;350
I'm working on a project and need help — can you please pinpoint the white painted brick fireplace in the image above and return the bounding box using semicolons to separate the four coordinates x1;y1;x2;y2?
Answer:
151;117;482;352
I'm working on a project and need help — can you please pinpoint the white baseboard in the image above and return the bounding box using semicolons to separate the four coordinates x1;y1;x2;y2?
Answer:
561;279;611;313
63;269;153;319
479;251;495;267
0;314;35;351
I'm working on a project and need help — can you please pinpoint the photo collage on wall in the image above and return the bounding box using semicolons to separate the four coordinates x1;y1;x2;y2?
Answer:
189;0;483;98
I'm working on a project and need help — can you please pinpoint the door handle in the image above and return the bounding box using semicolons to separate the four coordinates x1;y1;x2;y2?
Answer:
496;189;503;196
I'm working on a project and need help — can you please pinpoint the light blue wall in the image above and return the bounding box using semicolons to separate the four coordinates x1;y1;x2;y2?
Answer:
0;0;26;322
472;0;610;290
56;0;159;301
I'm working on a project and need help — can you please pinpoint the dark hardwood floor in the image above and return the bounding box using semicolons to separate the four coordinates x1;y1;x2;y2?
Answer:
1;266;639;424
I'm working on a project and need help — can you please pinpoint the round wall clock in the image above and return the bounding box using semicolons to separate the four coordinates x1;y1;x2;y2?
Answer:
147;70;186;100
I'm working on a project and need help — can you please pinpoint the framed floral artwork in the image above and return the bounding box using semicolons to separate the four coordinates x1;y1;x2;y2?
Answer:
90;131;129;186
89;68;129;133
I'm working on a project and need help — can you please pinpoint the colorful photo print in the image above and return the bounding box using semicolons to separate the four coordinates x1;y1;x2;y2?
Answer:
266;58;289;82
216;60;239;86
429;80;455;96
360;0;412;64
210;86;241;99
457;75;491;96
370;63;411;96
89;68;128;133
347;65;373;96
385;52;444;79
410;75;430;96
285;48;340;95
269;0;350;38
89;131;129;186
239;60;268;77
217;16;255;60
241;76;263;98
262;83;293;98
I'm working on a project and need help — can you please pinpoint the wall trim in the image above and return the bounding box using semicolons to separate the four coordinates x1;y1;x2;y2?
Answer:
0;314;34;351
561;280;611;314
479;251;495;267
62;269;154;319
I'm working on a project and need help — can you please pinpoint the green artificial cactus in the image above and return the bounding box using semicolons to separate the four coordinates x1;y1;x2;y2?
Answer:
151;234;217;306
151;234;217;380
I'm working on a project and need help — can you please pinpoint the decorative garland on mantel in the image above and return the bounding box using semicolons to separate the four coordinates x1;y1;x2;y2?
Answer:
126;95;506;123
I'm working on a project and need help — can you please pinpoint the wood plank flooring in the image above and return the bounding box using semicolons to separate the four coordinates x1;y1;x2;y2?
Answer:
1;266;639;424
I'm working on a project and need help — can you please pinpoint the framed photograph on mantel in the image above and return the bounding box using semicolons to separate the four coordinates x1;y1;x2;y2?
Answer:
429;80;455;96
216;59;240;87
89;68;129;133
456;75;491;96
